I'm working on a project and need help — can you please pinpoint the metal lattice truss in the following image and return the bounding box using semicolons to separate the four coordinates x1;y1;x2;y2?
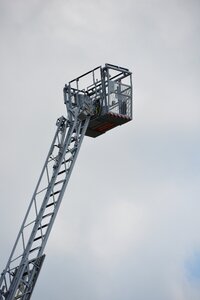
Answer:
0;112;90;300
0;63;132;300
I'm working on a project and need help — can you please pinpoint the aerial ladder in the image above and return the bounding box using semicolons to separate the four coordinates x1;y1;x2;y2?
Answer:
0;64;132;300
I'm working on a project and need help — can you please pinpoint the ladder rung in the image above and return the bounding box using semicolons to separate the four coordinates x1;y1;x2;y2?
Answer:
58;169;66;175
46;201;56;208
30;246;40;253
50;190;60;197
54;179;65;186
38;224;49;230
61;158;72;165
42;212;53;219
33;236;43;242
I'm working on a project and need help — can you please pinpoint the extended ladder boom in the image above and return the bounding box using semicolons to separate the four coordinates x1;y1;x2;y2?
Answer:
0;64;132;300
0;111;90;300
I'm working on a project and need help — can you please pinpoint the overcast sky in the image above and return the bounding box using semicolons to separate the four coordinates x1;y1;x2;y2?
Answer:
0;0;200;299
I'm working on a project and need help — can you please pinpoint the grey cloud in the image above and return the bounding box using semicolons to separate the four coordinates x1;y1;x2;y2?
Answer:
0;0;200;299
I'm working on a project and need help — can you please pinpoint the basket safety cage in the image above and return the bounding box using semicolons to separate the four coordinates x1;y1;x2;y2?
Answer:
64;63;133;137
